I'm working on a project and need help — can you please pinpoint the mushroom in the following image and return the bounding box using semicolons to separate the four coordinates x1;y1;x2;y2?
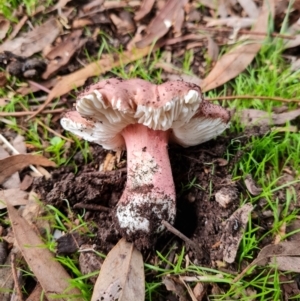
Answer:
61;78;230;248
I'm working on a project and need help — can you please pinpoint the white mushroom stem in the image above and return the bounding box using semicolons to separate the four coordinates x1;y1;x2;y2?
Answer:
116;123;176;238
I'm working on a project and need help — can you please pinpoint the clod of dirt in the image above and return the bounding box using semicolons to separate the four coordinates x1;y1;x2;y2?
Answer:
0;51;46;78
215;187;238;208
56;232;85;255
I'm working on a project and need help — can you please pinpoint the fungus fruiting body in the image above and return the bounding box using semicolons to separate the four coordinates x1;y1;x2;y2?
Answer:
61;78;231;248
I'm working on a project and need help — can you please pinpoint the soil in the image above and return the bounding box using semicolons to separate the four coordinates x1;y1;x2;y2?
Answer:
33;134;241;263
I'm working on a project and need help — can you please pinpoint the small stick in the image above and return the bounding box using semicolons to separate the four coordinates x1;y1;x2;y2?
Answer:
0;108;65;117
8;15;28;40
0;134;42;176
162;220;199;251
28;80;51;94
207;95;300;103
35;119;73;142
11;252;24;301
197;25;295;40
73;203;110;212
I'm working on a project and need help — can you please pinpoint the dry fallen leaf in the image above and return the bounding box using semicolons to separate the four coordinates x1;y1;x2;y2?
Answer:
163;276;190;301
256;241;300;272
136;0;187;48
0;18;60;57
0;17;10;40
206;36;219;62
110;11;135;35
134;0;155;21
25;283;45;301
29;46;152;119
42;29;87;79
244;174;262;196
91;238;144;301
235;241;300;282
0;189;28;209
237;0;259;18
0;154;56;185
237;108;300;126
284;19;300;49
201;0;275;92
0;246;21;301
0;144;21;189
6;202;82;301
220;203;254;263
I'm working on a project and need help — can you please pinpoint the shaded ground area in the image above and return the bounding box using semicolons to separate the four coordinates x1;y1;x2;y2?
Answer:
33;134;240;262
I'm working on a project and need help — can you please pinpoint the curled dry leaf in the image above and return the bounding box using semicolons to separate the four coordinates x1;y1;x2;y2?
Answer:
6;203;82;301
29;46;152;119
284;19;300;49
91;238;144;301
110;11;135;36
0;154;56;185
136;0;187;48
0;18;60;57
257;242;300;272
237;0;259;18
42;29;87;79
220;203;253;263
201;0;275;92
0;17;10;40
163;276;190;301
134;0;155;21
244;174;262;196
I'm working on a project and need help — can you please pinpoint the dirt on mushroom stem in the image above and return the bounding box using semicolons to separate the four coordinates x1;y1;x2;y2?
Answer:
115;123;176;249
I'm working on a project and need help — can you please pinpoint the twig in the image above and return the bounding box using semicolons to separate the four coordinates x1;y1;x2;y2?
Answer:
0;134;42;176
28;80;51;94
197;26;295;40
73;203;110;212
8;15;28;40
11;253;24;301
0;108;65;117
162;220;199;251
35;119;73;142
207;95;300;103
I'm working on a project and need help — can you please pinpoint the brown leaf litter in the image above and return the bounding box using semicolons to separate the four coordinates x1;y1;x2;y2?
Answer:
0;154;56;184
136;0;187;48
5;201;82;301
28;45;153;119
42;29;88;79
0;18;60;57
91;238;144;301
201;0;275;92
